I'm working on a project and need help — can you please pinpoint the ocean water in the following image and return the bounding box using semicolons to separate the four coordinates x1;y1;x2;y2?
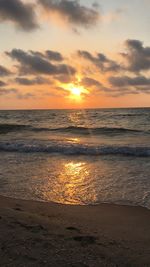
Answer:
0;108;150;208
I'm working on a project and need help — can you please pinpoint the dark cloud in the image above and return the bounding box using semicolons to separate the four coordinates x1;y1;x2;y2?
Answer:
39;0;100;28
46;50;64;61
0;80;7;87
0;87;36;98
6;49;76;76
78;50;121;72
15;76;50;85
0;0;38;31
29;50;64;62
81;77;102;87
0;65;12;76
122;39;150;72
108;88;139;97
109;75;150;87
107;75;150;96
112;86;150;96
29;50;45;58
78;50;95;61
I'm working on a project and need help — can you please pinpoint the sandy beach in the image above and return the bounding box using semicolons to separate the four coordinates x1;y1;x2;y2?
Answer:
0;195;150;267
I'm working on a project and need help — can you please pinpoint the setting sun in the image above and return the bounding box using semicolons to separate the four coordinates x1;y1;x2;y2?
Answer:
66;83;89;101
71;87;81;96
66;84;84;101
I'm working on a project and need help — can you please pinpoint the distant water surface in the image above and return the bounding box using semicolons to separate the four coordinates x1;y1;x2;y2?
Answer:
0;108;150;208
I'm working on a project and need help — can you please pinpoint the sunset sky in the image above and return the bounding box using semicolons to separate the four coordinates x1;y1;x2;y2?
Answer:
0;0;150;109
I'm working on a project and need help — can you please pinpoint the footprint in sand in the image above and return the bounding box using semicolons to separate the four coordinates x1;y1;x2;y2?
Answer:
66;226;80;233
73;235;97;246
12;221;46;233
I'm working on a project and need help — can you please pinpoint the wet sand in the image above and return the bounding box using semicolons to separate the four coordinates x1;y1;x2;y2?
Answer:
0;195;150;267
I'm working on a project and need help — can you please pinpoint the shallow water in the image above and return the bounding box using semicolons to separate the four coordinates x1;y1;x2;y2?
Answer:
0;108;150;208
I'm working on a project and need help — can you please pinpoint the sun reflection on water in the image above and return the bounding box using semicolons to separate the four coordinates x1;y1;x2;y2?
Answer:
41;160;98;205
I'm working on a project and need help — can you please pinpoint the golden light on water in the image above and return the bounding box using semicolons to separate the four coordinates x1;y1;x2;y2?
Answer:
41;160;97;205
54;161;89;204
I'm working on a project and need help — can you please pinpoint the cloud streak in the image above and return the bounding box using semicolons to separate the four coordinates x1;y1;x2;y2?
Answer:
78;50;121;72
0;65;12;76
15;76;51;85
29;50;64;62
81;77;102;88
39;0;100;28
0;80;7;87
6;49;76;76
109;75;150;87
0;0;38;31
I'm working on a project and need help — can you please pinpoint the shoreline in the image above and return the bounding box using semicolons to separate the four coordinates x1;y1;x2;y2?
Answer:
0;195;150;266
0;193;150;211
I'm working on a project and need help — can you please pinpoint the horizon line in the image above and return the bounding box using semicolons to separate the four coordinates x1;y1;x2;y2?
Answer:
0;106;150;111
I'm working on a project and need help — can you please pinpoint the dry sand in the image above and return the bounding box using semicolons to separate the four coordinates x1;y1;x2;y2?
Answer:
0;195;150;267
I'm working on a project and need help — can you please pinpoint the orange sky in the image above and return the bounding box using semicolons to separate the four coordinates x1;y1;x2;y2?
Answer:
0;0;150;109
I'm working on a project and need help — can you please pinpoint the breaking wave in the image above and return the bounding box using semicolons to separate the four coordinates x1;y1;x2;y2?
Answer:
0;141;150;157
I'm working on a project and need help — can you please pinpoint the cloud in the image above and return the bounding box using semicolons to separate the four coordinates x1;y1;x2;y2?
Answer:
0;65;12;76
2;39;150;99
122;39;150;72
78;50;121;72
0;87;36;99
46;50;64;61
109;75;150;87
6;49;76;76
15;76;50;85
81;77;102;87
38;0;100;28
108;88;139;97
107;75;150;96
29;50;64;61
0;80;7;87
0;0;38;31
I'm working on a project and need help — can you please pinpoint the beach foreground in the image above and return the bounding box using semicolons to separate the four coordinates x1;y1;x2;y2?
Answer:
0;196;150;267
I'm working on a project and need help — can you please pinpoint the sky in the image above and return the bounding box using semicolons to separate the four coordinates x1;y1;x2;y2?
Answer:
0;0;150;109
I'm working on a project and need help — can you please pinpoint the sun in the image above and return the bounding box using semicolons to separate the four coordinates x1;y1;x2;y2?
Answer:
71;87;81;96
65;83;89;101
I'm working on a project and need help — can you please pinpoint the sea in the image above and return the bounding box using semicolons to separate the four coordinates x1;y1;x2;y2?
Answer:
0;108;150;208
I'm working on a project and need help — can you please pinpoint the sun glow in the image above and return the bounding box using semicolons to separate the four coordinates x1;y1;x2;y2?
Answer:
66;83;89;101
71;87;82;96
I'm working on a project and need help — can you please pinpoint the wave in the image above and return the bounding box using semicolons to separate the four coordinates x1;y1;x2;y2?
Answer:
0;124;32;134
0;124;145;136
0;141;150;157
47;126;142;135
